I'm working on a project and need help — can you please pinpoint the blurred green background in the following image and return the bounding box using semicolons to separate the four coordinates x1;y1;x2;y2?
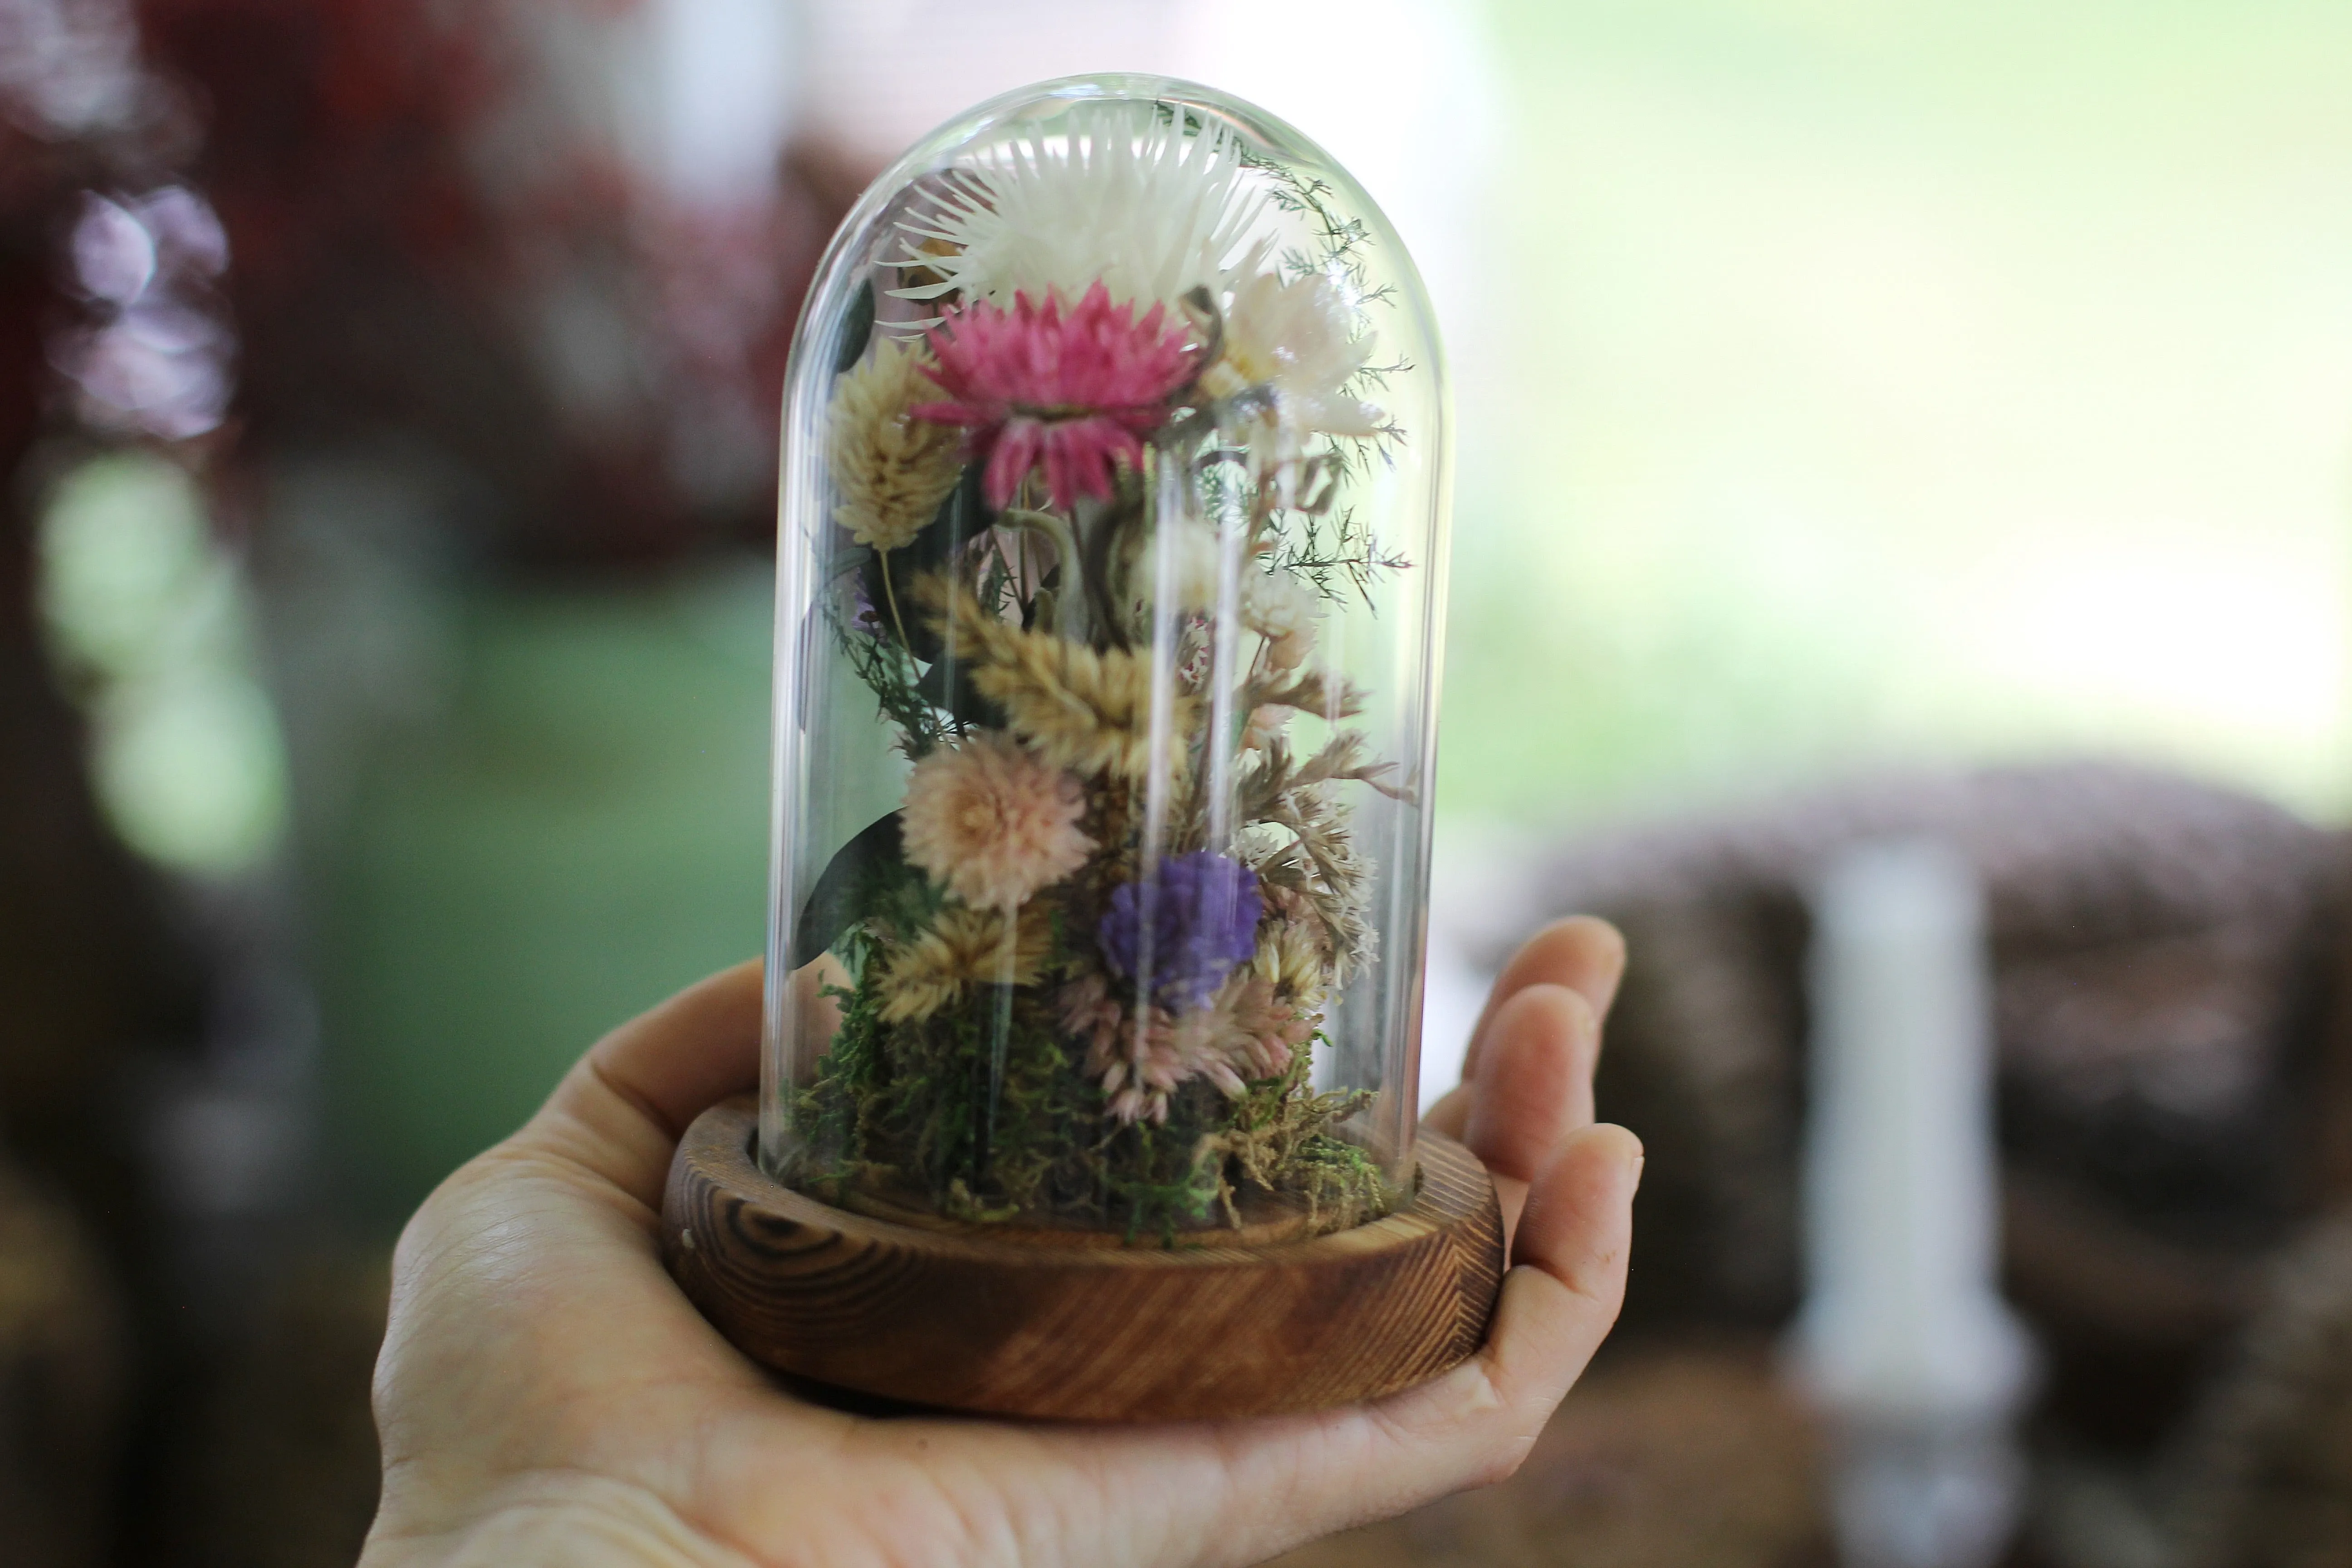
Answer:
1447;0;2352;821
308;571;775;1223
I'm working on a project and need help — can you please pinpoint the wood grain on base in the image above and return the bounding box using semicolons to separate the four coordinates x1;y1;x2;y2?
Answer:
661;1095;1504;1421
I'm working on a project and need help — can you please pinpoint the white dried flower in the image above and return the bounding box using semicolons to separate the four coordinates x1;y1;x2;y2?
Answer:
1138;521;1226;613
893;100;1276;316
1242;571;1323;670
1200;269;1386;439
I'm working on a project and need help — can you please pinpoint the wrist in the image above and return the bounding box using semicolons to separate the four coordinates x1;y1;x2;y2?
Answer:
362;1474;736;1568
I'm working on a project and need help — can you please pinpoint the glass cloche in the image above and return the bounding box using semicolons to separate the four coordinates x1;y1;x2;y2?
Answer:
761;74;1448;1245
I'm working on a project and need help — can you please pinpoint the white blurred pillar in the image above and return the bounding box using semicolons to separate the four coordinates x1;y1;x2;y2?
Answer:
1792;839;2036;1568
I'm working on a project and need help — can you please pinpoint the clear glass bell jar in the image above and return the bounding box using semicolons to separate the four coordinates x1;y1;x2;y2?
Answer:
762;73;1449;1242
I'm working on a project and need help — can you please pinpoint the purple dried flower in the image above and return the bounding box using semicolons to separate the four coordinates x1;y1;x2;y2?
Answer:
1098;851;1262;1012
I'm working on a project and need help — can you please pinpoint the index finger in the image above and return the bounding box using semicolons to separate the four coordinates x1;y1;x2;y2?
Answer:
1460;916;1625;1083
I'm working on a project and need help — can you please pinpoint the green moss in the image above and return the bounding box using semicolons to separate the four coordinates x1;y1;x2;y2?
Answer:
784;946;1396;1245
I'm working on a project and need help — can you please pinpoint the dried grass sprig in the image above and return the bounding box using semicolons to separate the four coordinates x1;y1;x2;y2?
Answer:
877;903;1052;1024
921;578;1199;782
1252;919;1330;1012
1244;668;1365;723
1291;732;1408;799
1235;732;1406;833
1250;785;1375;976
828;340;965;552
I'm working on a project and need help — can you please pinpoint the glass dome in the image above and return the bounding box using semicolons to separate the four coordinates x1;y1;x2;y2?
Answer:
761;74;1448;1243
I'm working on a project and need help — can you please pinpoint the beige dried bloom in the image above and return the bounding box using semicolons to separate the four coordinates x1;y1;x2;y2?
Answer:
901;732;1092;911
877;904;1052;1024
828;339;965;551
924;579;1199;781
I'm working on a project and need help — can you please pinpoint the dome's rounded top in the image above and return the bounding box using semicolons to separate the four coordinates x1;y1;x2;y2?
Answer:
803;74;1440;429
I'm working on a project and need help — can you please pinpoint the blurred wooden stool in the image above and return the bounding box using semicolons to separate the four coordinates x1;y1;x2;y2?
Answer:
1269;1340;1832;1568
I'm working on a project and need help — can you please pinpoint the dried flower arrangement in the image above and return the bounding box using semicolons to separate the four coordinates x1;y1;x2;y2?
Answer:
782;100;1418;1242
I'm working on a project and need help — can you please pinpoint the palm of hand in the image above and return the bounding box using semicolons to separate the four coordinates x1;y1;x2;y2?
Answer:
362;920;1640;1568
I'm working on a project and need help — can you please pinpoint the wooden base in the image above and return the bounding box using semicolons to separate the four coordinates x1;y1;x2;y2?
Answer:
661;1096;1505;1421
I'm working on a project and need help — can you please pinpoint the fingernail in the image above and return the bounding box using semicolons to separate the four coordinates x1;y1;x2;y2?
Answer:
1629;1152;1646;1196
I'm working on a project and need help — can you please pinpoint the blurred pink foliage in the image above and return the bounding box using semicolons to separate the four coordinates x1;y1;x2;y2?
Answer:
136;0;833;565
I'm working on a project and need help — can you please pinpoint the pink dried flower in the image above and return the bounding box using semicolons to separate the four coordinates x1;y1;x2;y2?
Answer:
901;732;1093;911
911;281;1197;510
1100;1010;1219;1124
1060;971;1205;1125
1220;974;1316;1081
1070;964;1319;1126
1056;973;1125;1071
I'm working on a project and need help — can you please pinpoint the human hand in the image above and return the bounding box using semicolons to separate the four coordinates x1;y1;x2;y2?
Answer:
361;917;1641;1568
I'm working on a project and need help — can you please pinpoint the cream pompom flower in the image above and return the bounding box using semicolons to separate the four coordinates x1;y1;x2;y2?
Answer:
1137;520;1225;613
827;339;964;551
900;732;1093;911
893;100;1276;316
1200;270;1387;439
